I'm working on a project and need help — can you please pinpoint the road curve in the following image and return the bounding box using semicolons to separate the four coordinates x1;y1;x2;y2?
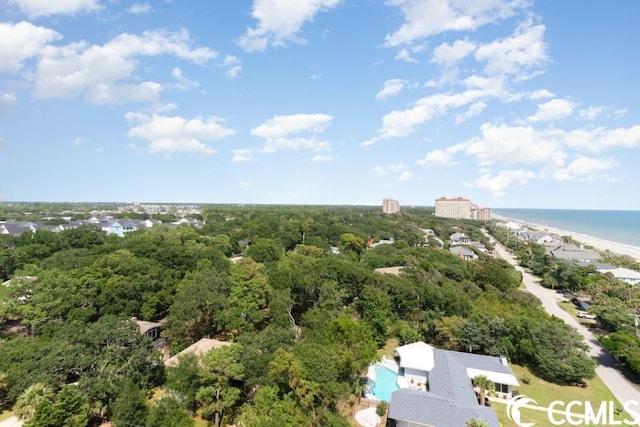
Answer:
492;242;640;405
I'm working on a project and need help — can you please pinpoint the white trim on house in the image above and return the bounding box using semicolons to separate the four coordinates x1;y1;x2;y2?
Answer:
466;368;519;386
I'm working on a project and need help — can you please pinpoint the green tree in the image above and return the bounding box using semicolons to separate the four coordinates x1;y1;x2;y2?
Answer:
166;353;200;413
164;261;230;349
15;383;54;423
472;375;493;406
338;233;365;260
235;386;311;427
227;258;271;333
323;316;378;386
197;344;245;427
466;418;490;427
110;379;148;427
530;320;596;383
146;394;195;427
26;385;89;427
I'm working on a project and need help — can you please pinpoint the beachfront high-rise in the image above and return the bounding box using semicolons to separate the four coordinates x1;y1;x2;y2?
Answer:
435;196;491;220
382;198;400;215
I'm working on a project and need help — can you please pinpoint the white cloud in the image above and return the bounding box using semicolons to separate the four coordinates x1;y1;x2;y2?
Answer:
373;166;387;176
578;106;604;121
128;3;152;14
475;20;547;77
455;101;486;123
376;79;407;100
220;55;242;79
395;47;418;63
416;149;451;166
416;142;467;166
465;123;566;168
366;90;488;143
231;149;254;162
251;113;333;153
473;169;535;198
431;39;476;68
527;98;575;122
237;0;340;52
553;156;617;181
529;89;554;99
312;154;332;162
0;92;17;114
171;67;199;91
397;171;415;182
4;0;101;17
33;29;216;104
384;0;528;47
0;137;5;148
373;163;413;181
72;136;86;146
125;112;235;155
0;21;61;73
563;125;640;151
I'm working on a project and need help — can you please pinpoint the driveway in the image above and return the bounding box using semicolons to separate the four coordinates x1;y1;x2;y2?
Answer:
493;242;640;405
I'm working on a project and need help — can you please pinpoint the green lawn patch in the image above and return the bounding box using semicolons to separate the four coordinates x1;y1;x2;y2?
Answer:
502;364;637;425
378;338;399;359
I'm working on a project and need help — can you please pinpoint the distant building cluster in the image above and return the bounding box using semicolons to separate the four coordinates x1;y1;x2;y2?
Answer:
435;196;491;220
0;215;204;238
499;221;640;286
382;198;400;215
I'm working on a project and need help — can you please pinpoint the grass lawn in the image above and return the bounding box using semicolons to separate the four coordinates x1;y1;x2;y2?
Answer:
378;338;399;359
493;401;553;426
510;364;620;406
491;364;637;426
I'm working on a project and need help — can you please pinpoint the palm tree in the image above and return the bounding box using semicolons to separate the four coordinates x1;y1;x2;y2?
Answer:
472;375;494;406
465;418;490;427
15;382;54;421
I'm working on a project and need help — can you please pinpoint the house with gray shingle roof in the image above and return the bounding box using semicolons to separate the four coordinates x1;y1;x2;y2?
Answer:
386;342;516;427
449;246;478;261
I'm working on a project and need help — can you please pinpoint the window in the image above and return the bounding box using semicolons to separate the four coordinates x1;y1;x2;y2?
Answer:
494;383;509;394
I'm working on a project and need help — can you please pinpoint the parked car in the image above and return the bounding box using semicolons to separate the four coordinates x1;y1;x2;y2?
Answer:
577;311;597;319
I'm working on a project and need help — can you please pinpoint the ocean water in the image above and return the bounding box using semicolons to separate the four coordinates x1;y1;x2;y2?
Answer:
493;209;640;248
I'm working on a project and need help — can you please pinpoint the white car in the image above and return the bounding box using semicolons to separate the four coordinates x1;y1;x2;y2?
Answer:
577;311;597;319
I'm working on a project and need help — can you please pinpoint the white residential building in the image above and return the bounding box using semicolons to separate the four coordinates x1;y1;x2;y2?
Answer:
383;198;401;215
435;197;491;220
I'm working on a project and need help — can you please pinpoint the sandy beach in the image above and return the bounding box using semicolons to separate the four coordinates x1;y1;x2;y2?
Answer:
494;215;640;262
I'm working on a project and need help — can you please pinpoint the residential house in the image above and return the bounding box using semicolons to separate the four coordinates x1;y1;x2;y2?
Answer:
549;244;601;263
134;319;163;340
164;338;232;367
386;342;517;427
450;246;478;261
598;267;640;286
449;232;471;246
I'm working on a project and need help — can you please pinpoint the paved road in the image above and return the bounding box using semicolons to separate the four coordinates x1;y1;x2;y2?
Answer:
492;242;640;405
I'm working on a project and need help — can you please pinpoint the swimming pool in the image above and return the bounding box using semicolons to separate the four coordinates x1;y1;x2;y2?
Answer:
371;365;400;401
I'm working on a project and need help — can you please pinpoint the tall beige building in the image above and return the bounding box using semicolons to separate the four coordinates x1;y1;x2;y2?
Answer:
382;198;400;214
435;196;491;220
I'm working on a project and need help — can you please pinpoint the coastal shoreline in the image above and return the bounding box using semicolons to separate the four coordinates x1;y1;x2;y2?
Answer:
493;214;640;262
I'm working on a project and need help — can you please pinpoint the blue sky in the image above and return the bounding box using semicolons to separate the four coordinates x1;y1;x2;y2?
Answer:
1;0;640;209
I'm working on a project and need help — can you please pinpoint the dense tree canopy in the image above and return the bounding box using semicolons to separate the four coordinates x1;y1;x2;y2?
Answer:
0;204;601;424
